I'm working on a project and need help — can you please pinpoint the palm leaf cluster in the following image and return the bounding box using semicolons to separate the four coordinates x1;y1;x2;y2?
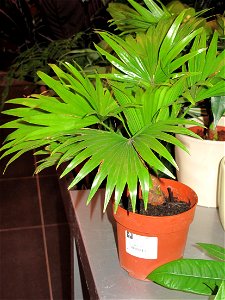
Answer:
1;5;225;211
107;0;206;35
107;0;171;34
185;30;225;102
0;61;199;212
96;11;204;87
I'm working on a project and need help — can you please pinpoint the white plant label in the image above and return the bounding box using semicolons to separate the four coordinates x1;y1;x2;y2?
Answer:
125;231;158;259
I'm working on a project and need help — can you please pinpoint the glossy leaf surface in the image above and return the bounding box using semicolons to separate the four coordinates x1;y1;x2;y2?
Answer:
148;259;225;295
97;12;203;88
0;59;200;211
197;243;225;261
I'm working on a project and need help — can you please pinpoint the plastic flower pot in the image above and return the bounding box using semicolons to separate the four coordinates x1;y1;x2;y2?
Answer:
175;125;225;207
113;179;198;281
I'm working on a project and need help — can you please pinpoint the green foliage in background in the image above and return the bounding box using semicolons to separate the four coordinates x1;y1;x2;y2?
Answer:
107;0;208;35
2;31;107;103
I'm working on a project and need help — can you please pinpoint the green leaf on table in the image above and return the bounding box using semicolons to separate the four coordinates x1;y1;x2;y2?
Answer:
197;243;225;261
148;259;225;295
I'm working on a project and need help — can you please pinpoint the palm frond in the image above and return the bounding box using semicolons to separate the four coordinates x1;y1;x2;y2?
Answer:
53;116;200;211
186;31;225;102
107;0;170;34
96;12;204;87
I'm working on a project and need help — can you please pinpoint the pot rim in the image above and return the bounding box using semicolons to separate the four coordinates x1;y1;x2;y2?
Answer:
114;178;198;217
113;179;198;233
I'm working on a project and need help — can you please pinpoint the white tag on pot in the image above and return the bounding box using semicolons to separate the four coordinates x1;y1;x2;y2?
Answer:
125;231;158;259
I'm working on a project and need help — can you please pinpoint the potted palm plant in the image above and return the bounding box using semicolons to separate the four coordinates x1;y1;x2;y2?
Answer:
107;0;225;209
0;2;223;280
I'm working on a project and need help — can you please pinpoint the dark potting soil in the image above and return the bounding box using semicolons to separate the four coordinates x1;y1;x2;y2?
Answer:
121;188;191;216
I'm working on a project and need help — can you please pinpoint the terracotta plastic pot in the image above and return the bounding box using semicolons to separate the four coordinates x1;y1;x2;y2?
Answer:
175;124;225;207
113;179;198;281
